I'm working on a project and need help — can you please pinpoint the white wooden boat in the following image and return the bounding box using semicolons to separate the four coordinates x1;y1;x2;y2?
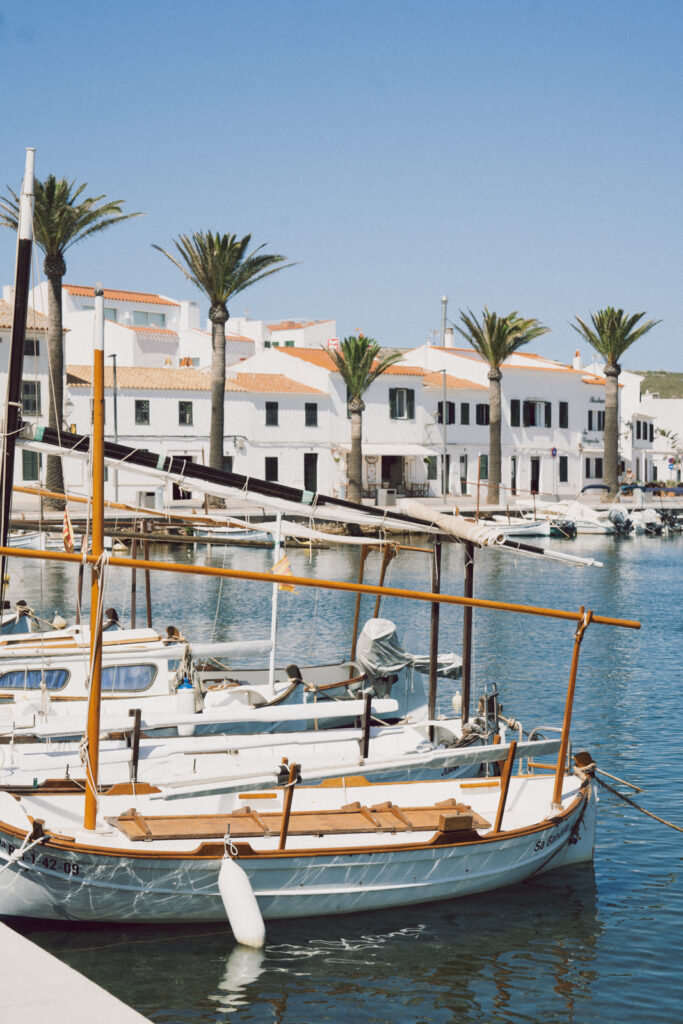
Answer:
0;757;597;928
491;516;551;538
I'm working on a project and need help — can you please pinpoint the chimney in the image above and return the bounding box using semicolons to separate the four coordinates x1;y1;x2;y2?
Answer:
573;349;581;370
444;326;455;349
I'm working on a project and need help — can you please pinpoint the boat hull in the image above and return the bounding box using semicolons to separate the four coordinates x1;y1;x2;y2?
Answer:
0;776;596;924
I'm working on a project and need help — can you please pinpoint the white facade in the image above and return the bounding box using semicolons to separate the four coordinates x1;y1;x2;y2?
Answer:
226;317;338;355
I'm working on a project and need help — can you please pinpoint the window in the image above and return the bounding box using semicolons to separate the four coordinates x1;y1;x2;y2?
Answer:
21;380;41;415
135;399;150;425
0;668;69;690
178;401;193;426
597;410;605;431
585;457;592;479
22;449;41;481
649;423;654;442
436;401;456;425
523;400;551;427
265;456;278;481
134;310;166;328
83;305;118;321
265;401;279;426
595;458;603;478
284;340;295;347
24;337;40;356
102;664;157;692
478;454;489;480
475;403;490;426
222;455;233;473
559;402;569;429
425;456;438;480
305;402;318;427
460;403;470;425
389;388;415;420
264;340;271;348
304;452;318;492
559;455;568;483
636;420;642;440
510;399;520;427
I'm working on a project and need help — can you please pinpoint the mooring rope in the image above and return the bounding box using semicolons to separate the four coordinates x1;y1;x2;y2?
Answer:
596;775;683;833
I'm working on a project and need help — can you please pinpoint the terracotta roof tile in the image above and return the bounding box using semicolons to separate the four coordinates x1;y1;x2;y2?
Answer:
232;373;323;394
67;364;216;391
64;285;179;307
0;301;51;331
423;371;487;391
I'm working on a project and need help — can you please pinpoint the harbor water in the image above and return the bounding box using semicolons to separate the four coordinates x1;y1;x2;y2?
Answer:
5;532;682;1023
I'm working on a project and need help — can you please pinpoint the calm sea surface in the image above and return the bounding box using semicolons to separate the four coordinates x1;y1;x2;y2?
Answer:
6;532;683;1024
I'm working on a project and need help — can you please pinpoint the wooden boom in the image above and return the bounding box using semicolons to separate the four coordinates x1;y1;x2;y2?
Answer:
0;544;640;630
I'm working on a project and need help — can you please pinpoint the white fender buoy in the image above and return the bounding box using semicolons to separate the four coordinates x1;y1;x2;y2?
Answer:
218;855;266;948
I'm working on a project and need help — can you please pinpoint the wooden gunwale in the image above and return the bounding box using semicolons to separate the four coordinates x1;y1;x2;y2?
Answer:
0;776;590;862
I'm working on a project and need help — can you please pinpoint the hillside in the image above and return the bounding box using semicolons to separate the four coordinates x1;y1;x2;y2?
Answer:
636;371;683;399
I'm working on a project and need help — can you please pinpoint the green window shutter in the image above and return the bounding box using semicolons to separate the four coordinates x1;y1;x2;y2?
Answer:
545;402;552;428
389;389;397;419
407;389;415;419
510;399;520;427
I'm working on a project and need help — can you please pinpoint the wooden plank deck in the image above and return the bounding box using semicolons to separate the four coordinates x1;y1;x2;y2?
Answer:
107;798;491;842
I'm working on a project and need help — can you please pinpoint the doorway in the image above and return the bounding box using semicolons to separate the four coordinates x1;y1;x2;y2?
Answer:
511;456;517;496
381;456;404;491
530;456;540;494
304;452;318;492
459;454;468;495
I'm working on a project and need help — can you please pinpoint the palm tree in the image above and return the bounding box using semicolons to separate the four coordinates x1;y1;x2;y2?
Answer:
0;176;141;508
572;308;660;495
456;308;549;504
326;335;403;503
153;232;293;483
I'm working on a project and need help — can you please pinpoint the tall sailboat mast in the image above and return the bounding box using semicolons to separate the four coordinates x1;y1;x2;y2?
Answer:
83;285;106;831
0;148;35;610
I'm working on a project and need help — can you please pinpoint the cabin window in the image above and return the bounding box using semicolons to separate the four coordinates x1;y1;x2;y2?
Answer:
389;388;415;420
265;402;279;426
436;401;456;425
102;664;157;692
510;399;520;427
559;402;569;429
265;456;278;481
559;455;568;482
22;450;42;481
21;380;41;416
178;401;193;426
0;668;69;690
475;404;490;426
460;403;470;425
135;399;150;425
305;402;318;427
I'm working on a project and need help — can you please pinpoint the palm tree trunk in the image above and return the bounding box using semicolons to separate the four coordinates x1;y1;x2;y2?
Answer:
603;364;620;497
487;369;502;504
44;269;65;510
348;405;363;503
208;306;227;508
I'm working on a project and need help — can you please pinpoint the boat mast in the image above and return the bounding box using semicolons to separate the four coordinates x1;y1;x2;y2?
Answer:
83;285;106;831
0;149;35;611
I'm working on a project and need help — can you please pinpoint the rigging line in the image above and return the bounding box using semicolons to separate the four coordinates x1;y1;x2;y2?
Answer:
595;776;683;832
211;542;229;642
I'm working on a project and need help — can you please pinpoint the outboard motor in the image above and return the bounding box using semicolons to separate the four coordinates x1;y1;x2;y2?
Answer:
608;508;632;535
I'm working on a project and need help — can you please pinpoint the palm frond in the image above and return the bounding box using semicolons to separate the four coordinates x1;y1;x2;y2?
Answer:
153;230;296;309
571;307;660;365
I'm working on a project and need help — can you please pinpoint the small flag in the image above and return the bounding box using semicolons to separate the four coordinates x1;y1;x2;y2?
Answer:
62;509;75;553
272;554;296;592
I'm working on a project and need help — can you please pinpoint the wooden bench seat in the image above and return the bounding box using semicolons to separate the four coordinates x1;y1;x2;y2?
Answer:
107;798;491;843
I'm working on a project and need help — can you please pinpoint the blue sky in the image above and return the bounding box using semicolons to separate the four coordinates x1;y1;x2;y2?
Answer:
1;0;681;368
